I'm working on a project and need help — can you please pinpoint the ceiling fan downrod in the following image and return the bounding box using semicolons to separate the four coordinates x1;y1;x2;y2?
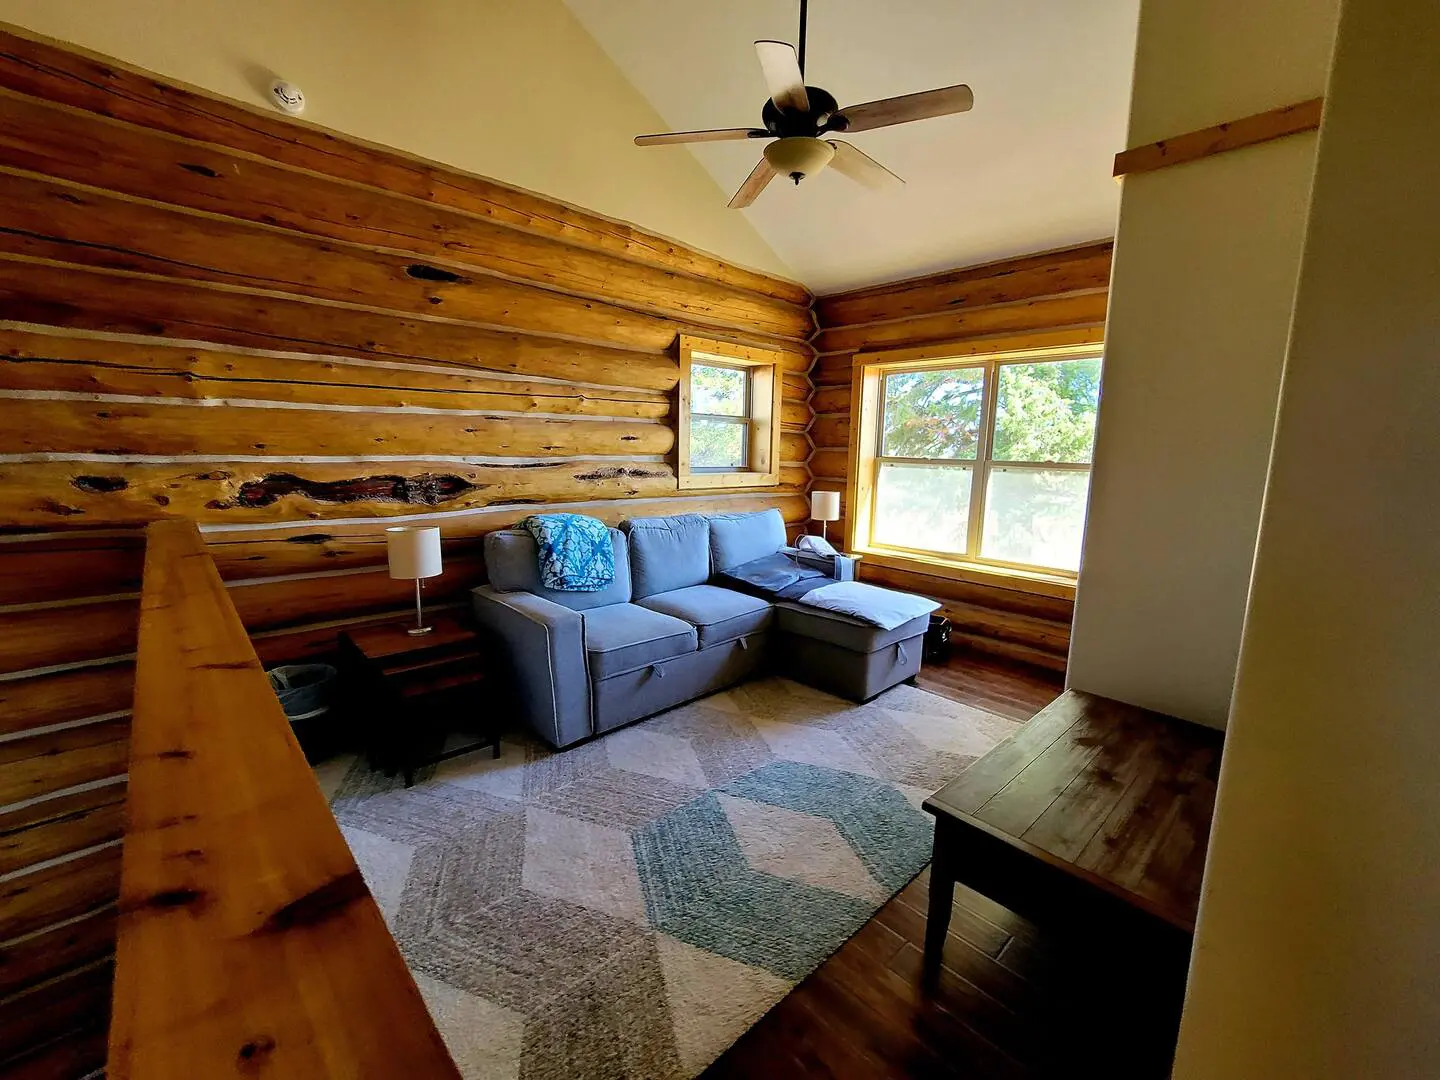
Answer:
797;0;808;77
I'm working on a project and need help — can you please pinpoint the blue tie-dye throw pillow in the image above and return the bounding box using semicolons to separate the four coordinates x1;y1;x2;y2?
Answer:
521;514;616;592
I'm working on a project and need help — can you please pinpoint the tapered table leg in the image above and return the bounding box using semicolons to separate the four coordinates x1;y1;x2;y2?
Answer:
922;829;954;986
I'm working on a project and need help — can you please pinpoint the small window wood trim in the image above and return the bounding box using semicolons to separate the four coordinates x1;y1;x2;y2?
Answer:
677;335;782;490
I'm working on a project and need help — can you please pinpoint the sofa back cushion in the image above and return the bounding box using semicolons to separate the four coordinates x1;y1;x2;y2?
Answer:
708;508;788;572
621;514;711;599
485;527;631;610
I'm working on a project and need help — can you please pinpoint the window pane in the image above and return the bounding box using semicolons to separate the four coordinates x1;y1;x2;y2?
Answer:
690;418;747;469
992;357;1101;463
873;463;972;554
881;368;985;459
981;467;1090;571
692;363;748;417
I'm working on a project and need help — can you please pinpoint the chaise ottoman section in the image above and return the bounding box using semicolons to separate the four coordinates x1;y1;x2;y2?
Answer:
774;603;929;702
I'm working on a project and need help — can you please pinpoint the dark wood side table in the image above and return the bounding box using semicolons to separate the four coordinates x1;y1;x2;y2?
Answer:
339;613;500;786
922;690;1223;975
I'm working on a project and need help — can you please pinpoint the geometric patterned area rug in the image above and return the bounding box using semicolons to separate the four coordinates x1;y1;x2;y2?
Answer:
318;676;1019;1080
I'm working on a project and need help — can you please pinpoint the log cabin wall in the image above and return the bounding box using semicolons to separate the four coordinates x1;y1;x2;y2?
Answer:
809;243;1114;672
0;27;812;1073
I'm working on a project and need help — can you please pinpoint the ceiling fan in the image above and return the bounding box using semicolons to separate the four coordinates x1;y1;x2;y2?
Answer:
633;0;974;208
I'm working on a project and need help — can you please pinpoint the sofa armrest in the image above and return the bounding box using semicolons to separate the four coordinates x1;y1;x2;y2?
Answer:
471;586;591;749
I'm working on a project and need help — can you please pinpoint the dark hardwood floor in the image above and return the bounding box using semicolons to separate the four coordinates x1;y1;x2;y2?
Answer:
704;648;1192;1080
915;650;1066;722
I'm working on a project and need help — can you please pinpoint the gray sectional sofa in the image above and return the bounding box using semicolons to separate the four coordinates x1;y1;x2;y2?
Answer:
471;509;928;748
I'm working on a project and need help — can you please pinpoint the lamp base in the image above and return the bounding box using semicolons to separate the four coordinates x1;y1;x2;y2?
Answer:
405;579;434;636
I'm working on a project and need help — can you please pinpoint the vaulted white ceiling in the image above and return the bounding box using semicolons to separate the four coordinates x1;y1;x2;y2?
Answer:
564;0;1140;294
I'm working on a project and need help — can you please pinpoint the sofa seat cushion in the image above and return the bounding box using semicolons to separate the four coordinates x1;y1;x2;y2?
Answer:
582;603;697;679
637;585;773;649
775;602;929;654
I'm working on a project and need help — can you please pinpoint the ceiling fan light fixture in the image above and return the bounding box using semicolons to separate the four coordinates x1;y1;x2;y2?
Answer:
763;137;835;184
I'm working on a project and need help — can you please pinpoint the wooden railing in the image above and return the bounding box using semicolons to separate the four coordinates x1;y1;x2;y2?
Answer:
111;520;459;1077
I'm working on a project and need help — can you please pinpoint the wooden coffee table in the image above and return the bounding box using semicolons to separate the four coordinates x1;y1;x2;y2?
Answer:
339;613;500;786
922;689;1223;974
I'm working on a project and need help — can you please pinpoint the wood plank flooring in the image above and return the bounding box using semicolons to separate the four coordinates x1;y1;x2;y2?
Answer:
705;650;1193;1079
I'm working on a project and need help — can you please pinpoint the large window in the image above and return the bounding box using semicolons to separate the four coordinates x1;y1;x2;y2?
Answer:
677;335;782;489
861;349;1100;574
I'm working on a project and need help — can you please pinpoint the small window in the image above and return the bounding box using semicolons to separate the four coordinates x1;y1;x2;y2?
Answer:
853;347;1101;575
677;336;782;489
690;362;751;470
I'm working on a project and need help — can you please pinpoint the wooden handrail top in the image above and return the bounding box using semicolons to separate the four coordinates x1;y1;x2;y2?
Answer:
111;519;459;1078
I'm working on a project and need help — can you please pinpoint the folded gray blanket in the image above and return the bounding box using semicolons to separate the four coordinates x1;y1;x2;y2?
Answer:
714;552;828;600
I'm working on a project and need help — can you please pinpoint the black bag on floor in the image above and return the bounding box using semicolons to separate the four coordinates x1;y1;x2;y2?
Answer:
923;614;952;663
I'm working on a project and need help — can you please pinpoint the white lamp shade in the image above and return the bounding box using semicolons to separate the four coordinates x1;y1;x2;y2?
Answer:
386;526;443;580
810;490;841;522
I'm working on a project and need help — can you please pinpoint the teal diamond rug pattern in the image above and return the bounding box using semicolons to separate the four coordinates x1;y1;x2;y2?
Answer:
320;676;1020;1079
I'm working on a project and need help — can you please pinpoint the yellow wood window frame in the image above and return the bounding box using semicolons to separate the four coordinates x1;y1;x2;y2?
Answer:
847;337;1102;591
677;335;782;490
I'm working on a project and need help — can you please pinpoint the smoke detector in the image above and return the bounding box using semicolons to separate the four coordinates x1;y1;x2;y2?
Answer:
269;80;305;115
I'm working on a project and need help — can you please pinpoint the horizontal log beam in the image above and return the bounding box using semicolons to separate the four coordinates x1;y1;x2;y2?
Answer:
0;907;116;999
810;384;851;414
0;397;673;459
0;1020;108;1078
0;257;680;390
950;628;1068;673
0;89;812;339
0;719;130;805
0;909;115;1008
780;399;813;431
0;532;143;604
0;459;681;527
0;783;127;876
0;958;112;1063
814;292;1109;354
809;414;849;450
0;171;804;355
0;599;138;676
0;328;671;419
0;846;122;942
779;431;812;465
816;243;1113;328
0;663;135;736
226;556;487;636
808;449;847;480
813;354;855;386
0;28;808;306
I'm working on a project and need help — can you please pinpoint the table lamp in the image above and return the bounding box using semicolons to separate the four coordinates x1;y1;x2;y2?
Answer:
387;525;442;636
810;490;841;543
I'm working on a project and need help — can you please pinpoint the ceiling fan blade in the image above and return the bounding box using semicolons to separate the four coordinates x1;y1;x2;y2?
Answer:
827;141;905;190
634;128;769;146
728;157;778;209
754;40;810;112
835;84;974;133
